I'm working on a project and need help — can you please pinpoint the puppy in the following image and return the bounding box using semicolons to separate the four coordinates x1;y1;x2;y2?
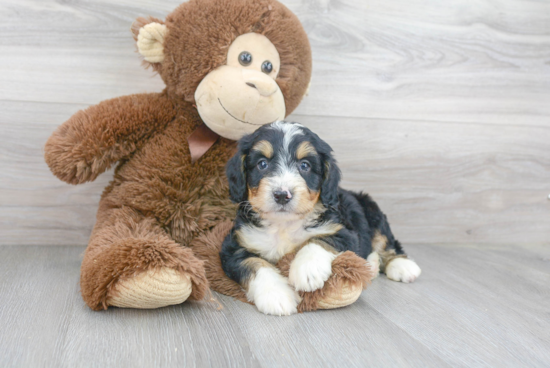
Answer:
221;121;421;316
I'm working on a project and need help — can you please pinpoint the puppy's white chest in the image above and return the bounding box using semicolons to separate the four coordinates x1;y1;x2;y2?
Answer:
239;216;341;263
240;219;311;263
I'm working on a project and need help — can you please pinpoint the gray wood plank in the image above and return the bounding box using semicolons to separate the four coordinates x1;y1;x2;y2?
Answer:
2;100;549;245
1;0;550;246
1;0;549;365
1;1;549;245
293;114;550;245
217;293;450;368
1;244;549;367
219;243;550;367
299;0;550;125
0;101;112;245
1;0;549;125
0;246;261;368
366;244;550;367
0;246;83;367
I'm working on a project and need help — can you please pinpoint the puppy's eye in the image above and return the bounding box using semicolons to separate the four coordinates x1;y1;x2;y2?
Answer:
239;51;252;66
261;61;273;74
257;159;269;170
299;161;311;172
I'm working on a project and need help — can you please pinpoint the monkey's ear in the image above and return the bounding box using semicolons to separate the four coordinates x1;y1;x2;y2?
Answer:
304;81;311;97
226;153;247;203
131;17;167;64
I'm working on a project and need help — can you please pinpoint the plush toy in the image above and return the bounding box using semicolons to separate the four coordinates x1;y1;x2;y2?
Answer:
45;0;370;312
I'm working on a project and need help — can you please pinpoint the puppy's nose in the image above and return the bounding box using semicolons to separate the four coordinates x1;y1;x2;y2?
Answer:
273;190;292;205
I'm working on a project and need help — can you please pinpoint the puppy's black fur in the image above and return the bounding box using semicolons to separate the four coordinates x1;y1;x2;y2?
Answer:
221;121;407;289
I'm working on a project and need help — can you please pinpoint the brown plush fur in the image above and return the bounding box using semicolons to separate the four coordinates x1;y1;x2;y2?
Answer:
44;0;311;310
191;220;250;304
45;93;178;185
83;205;210;311
69;95;236;310
192;222;373;312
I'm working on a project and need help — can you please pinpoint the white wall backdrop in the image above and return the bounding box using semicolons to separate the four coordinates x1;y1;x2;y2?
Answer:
1;0;549;246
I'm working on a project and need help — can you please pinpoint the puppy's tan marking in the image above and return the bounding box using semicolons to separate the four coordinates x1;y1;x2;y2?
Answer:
241;257;276;288
242;257;274;271
371;231;388;253
312;239;340;255
308;190;320;203
295;187;320;215
317;223;344;238
240;154;246;169
371;230;406;271
324;162;331;179
248;179;271;213
252;140;273;158
296;141;317;160
287;237;339;257
248;187;258;197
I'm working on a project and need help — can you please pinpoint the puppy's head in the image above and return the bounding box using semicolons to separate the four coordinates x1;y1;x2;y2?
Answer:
226;121;341;217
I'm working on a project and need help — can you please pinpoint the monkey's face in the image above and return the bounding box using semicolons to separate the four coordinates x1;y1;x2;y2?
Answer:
133;1;312;141
194;33;286;141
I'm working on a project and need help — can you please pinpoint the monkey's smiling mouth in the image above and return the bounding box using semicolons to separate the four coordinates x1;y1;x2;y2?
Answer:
218;99;274;126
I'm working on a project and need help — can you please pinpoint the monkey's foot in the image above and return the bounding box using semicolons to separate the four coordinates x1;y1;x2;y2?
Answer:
316;281;363;310
107;268;193;309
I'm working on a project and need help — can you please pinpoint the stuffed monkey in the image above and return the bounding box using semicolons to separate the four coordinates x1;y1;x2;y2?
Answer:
45;0;370;312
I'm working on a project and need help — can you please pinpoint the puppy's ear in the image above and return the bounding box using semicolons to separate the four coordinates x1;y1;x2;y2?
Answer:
226;133;255;203
226;152;247;203
306;129;341;209
320;155;341;209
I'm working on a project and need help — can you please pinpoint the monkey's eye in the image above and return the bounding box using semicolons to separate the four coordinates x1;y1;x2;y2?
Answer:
261;61;273;74
257;159;269;170
299;161;311;172
239;51;252;66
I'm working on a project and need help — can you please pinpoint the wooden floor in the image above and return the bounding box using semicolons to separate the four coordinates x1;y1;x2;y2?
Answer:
1;243;549;367
1;0;549;366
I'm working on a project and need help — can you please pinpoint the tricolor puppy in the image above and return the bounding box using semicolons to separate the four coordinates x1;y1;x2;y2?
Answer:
221;122;421;316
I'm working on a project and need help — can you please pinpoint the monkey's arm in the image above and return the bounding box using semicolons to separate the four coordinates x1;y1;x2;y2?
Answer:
45;93;178;184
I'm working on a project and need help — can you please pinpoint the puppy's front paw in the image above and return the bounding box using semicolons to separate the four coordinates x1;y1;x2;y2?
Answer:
386;258;421;283
289;243;337;292
247;268;300;316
